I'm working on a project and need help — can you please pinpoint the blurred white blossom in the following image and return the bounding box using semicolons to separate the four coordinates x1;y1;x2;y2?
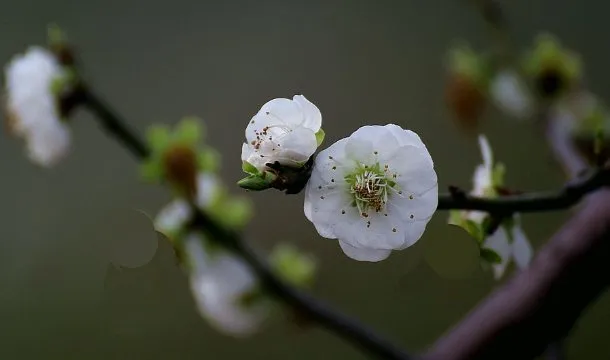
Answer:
483;217;533;279
449;135;533;279
304;124;438;262
489;70;533;119
241;95;323;173
185;233;267;336
4;46;70;167
154;173;220;238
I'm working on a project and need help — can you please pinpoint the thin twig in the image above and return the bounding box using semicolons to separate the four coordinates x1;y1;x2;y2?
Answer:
81;87;411;360
437;166;610;213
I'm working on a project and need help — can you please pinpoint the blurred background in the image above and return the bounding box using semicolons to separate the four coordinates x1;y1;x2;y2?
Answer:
0;0;608;358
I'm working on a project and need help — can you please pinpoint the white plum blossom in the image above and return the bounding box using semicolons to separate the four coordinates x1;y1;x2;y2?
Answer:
304;124;438;262
4;46;70;167
490;70;533;119
467;135;495;224
449;135;534;278
241;95;322;173
185;233;267;336
483;217;533;279
154;173;219;237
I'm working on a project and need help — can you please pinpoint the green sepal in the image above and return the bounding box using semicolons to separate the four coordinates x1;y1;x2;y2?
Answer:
480;247;502;264
237;174;273;191
315;128;326;147
270;244;317;288
198;148;220;173
146;125;171;151
174;117;204;145
242;161;260;175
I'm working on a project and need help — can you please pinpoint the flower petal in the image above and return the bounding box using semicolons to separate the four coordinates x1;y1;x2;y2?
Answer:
258;98;304;128
387;145;437;196
478;135;493;169
483;227;511;279
511;225;533;269
292;95;322;131
338;240;392;262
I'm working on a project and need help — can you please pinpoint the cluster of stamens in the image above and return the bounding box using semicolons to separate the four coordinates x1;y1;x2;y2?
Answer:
349;166;391;215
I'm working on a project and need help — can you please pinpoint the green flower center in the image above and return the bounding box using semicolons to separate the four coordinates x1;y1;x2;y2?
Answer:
345;162;397;216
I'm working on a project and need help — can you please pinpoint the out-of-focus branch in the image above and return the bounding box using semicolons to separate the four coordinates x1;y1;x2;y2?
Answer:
423;187;610;360
80;86;411;360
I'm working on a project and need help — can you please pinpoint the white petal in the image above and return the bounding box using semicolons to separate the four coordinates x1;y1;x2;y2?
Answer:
189;253;266;336
385;124;427;149
483;228;511;279
154;199;190;235
478;135;493;169
511;225;533;269
26;121;71;167
338;240;392;262
400;219;429;249
292;95;322;131
258;98;304;128
387;183;438;221
490;71;533;119
332;209;405;250
472;164;492;197
387;145;437;196
270;126;318;165
346;125;400;160
183;233;209;273
196;173;220;208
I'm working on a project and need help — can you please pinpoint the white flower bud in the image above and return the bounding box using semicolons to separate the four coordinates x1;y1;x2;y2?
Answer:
241;95;322;173
4;46;70;167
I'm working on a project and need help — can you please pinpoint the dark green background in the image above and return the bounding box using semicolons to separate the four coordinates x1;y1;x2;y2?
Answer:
0;0;608;358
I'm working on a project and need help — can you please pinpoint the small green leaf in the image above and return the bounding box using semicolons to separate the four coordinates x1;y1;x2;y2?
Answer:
463;219;485;243
140;160;162;182
242;161;259;175
146;125;170;150
480;247;502;264
492;162;506;189
175;117;203;144
47;23;67;47
315;128;326;146
197;148;220;173
216;198;253;228
270;244;317;288
237;174;272;191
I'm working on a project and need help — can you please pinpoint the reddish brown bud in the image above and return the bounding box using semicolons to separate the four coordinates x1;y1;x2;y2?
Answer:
445;74;486;131
163;145;198;198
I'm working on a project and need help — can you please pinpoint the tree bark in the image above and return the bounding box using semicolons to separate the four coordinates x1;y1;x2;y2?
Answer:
423;189;610;360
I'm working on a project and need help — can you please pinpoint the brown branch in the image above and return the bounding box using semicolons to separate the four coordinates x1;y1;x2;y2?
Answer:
423;188;610;360
81;87;411;360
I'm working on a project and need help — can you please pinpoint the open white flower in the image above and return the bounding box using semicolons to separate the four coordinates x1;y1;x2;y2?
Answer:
185;233;267;336
490;70;533;119
304;124;438;262
241;95;322;173
154;173;219;237
4;46;70;167
483;217;533;279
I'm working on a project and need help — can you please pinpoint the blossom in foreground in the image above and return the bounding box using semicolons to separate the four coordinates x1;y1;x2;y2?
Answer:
241;95;324;175
154;172;251;240
489;70;533;119
449;135;533;279
4;46;70;167
304;124;438;262
185;233;268;336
